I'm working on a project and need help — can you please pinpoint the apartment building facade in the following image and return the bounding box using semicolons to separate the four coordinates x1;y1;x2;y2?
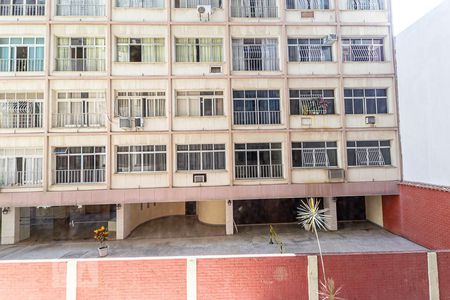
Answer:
0;0;400;244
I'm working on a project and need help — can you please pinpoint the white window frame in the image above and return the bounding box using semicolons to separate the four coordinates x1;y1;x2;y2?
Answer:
116;37;164;63
0;92;44;129
289;89;335;115
347;140;391;167
292;141;338;168
342;38;385;62
0;148;43;187
176;144;226;171
175;90;224;117
175;38;223;63
116;145;167;173
287;38;333;62
115;91;166;118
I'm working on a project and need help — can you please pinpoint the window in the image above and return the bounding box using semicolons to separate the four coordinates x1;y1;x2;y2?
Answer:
174;0;221;8
175;38;223;63
116;0;164;8
116;145;166;173
56;0;105;16
347;0;384;10
292;142;338;168
56;37;105;71
116;38;164;63
0;0;45;16
0;92;43;129
235;143;283;179
115;91;166;118
54;146;106;184
232;38;279;71
347;140;391;166
177;144;226;171
0;37;44;72
176;91;224;117
342;38;384;62
54;91;105;128
286;0;329;9
233;90;281;125
230;0;277;18
0;148;42;187
290;89;335;115
344;89;387;114
288;38;332;62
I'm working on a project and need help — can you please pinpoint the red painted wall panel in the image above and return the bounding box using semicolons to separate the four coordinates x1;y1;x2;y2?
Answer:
438;251;450;300
76;259;186;300
383;184;450;249
197;256;309;300
0;262;66;300
318;253;429;300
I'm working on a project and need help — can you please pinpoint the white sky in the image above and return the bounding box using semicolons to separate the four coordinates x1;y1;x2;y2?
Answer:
392;0;444;35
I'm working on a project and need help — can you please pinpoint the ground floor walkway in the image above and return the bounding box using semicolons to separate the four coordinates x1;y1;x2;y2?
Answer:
0;218;425;260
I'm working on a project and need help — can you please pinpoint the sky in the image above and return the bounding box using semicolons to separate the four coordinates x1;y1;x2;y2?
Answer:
391;0;444;35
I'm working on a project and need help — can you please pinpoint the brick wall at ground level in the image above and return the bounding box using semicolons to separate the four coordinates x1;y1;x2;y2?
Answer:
76;259;186;300
383;184;450;249
197;256;309;300
438;251;450;299
318;252;429;300
0;262;66;300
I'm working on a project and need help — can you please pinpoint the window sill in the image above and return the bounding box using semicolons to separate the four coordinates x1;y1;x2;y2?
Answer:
292;167;340;170
114;61;166;64
113;7;166;10
347;165;395;169
115;171;167;175
175;170;228;174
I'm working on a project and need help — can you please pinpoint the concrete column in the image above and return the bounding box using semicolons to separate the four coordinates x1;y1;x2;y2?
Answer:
115;204;125;240
197;201;226;225
323;197;338;231
1;207;30;245
307;255;319;300
225;200;234;235
428;252;440;300
365;196;384;227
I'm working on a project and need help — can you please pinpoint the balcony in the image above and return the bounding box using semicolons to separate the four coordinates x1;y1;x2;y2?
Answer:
0;4;45;16
230;5;278;18
0;59;44;72
0;113;43;129
56;3;105;16
0;170;42;188
235;164;283;179
55;58;105;72
52;113;105;128
54;169;105;184
233;111;281;125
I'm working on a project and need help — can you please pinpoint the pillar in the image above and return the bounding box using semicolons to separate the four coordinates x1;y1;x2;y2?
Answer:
226;200;234;235
197;200;225;225
323;197;338;231
365;196;384;227
115;203;125;240
1;207;30;245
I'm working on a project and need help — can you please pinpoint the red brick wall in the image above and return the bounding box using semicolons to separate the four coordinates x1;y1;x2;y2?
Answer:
318;253;429;300
0;262;66;300
383;184;450;249
76;259;186;300
197;256;309;300
438;251;450;299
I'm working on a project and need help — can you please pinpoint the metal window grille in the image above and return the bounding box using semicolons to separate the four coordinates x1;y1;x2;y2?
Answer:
0;92;44;129
286;0;329;9
0;148;43;187
289;89;335;116
234;143;283;179
176;90;224;117
116;145;167;173
347;140;391;166
231;0;278;18
116;0;164;8
292;141;338;168
344;88;388;114
176;144;226;171
56;0;105;16
233;90;281;125
0;0;45;16
347;0;384;10
232;38;279;71
342;38;384;62
115;91;166;118
288;38;332;62
175;0;221;8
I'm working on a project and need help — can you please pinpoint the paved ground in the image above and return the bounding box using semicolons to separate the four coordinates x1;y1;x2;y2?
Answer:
0;217;426;260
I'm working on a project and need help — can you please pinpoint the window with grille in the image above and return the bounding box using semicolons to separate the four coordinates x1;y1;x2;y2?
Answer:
176;144;226;171
116;0;164;8
290;89;335;115
174;0;221;8
232;38;279;71
175;38;223;63
286;0;329;9
115;91;166;118
342;38;384;62
233;90;281;125
347;140;391;167
288;38;332;62
347;0;384;10
344;89;387;114
176;91;224;117
0;0;46;16
234;143;283;179
56;0;105;16
0;148;43;187
116;145;167;173
0;92;43;129
230;0;278;18
116;38;164;63
292;142;338;168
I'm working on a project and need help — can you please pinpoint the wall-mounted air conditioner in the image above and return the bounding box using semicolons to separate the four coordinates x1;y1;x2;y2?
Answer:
197;5;211;21
193;174;207;183
119;118;131;129
328;169;345;182
323;34;338;45
210;66;222;73
365;116;376;125
135;117;144;128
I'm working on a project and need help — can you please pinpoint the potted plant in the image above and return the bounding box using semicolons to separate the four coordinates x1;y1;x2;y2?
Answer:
94;226;109;257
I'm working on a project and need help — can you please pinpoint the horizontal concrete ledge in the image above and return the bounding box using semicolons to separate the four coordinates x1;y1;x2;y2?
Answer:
0;181;400;207
401;181;450;193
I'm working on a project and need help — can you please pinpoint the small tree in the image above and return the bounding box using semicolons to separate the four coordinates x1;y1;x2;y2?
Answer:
94;226;109;248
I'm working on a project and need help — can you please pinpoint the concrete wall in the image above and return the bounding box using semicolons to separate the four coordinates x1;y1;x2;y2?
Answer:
365;195;384;227
197;201;226;225
396;0;450;187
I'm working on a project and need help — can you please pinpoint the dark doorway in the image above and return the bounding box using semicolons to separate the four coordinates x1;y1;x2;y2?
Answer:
16;46;27;71
336;197;366;221
185;202;196;216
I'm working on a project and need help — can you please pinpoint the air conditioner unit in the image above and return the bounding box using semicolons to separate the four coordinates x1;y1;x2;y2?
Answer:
197;5;211;21
135;117;144;128
323;34;338;45
365;116;376;125
119;118;131;129
193;174;207;183
210;66;222;73
328;169;345;182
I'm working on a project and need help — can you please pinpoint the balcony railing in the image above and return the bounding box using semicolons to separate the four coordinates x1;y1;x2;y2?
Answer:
56;4;105;16
0;113;43;129
0;170;42;188
52;113;105;128
342;45;384;62
347;0;384;10
0;4;45;16
232;46;279;71
116;0;165;7
54;169;105;184
234;111;281;125
286;0;328;9
56;58;105;72
0;59;44;72
231;5;278;18
175;0;221;8
235;164;283;179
